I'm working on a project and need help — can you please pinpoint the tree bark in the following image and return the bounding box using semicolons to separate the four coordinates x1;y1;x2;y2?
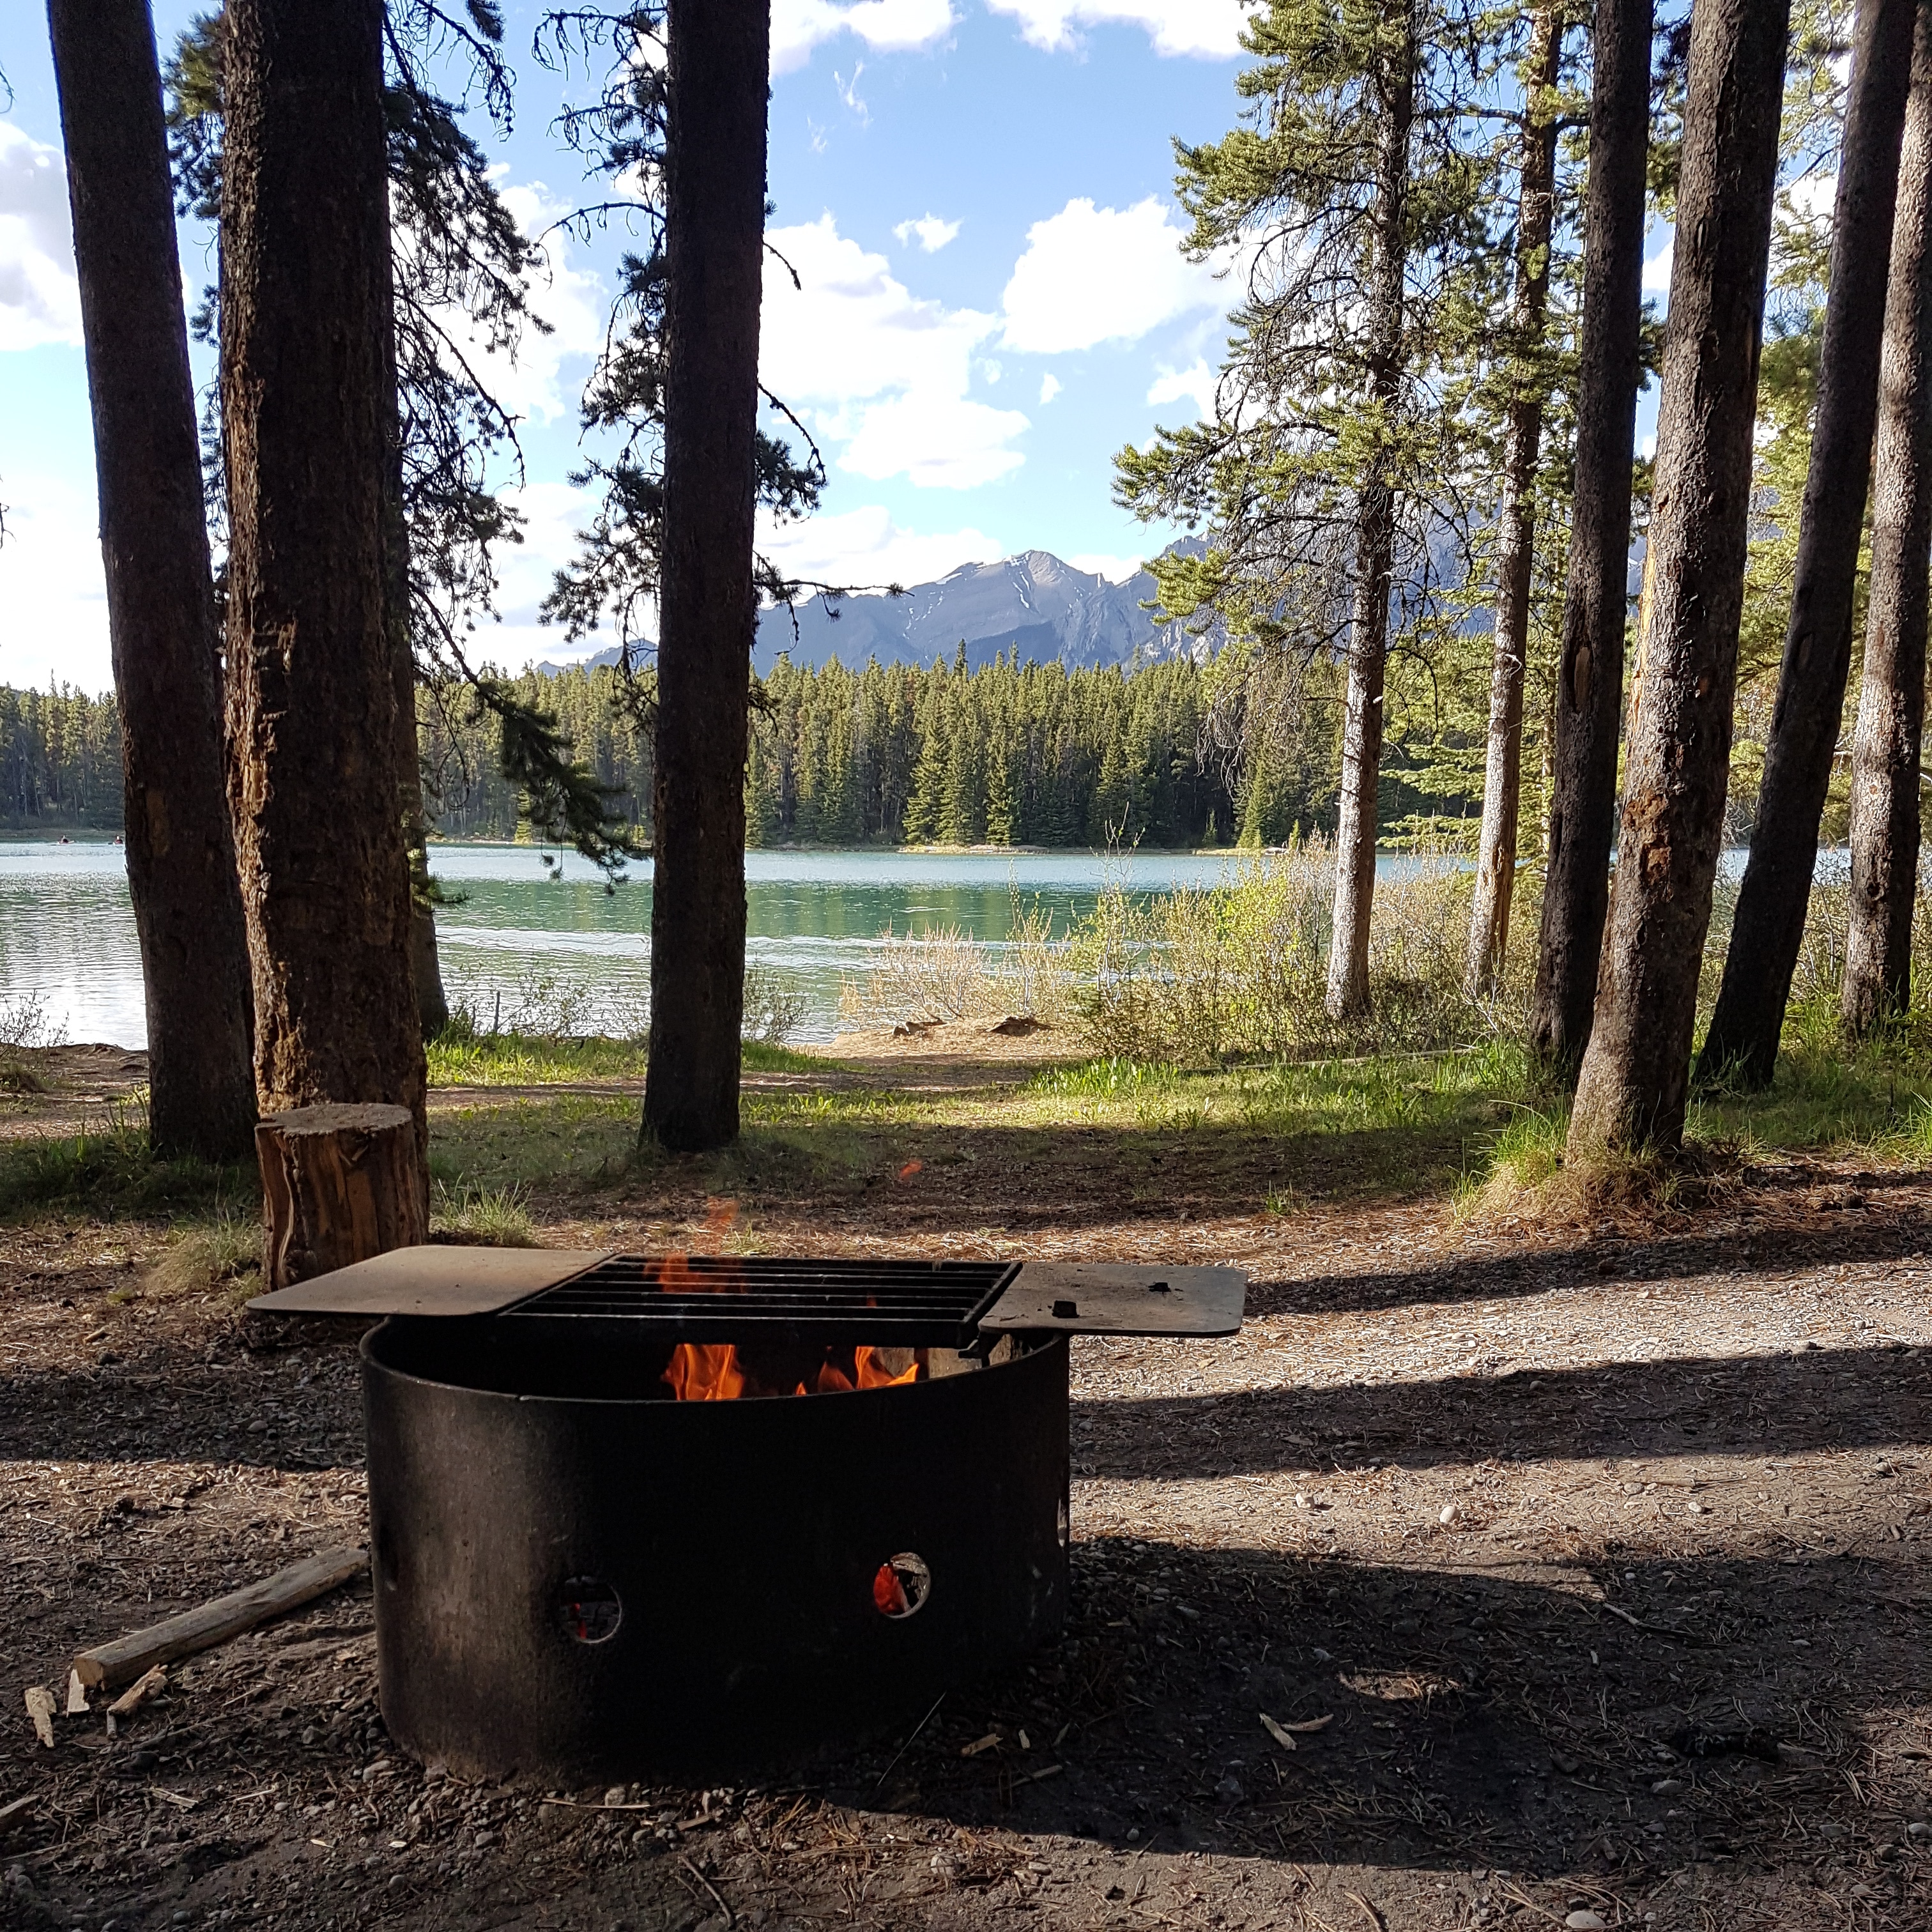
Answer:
45;0;257;1162
641;0;771;1149
1569;0;1791;1154
372;231;450;1043
1696;0;1917;1085
257;1103;427;1288
1844;6;1932;1034
1326;3;1416;1022
1529;0;1654;1076
220;0;428;1186
1466;1;1565;998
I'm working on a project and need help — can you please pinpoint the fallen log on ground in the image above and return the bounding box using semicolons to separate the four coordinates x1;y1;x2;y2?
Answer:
71;1545;367;1692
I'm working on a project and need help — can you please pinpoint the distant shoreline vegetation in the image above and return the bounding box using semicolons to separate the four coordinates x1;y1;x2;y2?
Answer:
3;649;1493;850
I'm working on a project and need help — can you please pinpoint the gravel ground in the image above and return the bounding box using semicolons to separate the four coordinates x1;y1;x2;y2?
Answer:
2;1134;1929;1931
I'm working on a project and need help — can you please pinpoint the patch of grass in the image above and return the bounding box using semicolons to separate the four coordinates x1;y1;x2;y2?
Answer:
743;1039;838;1074
0;1110;250;1221
427;1031;836;1087
148;1214;262;1301
430;1094;642;1197
428;1030;650;1087
0;1061;47;1095
431;1182;538;1246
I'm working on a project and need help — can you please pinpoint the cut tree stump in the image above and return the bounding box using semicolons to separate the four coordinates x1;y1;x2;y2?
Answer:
256;1103;427;1289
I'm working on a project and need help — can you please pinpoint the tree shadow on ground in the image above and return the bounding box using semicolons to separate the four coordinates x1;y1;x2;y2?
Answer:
1077;1342;1932;1475
809;1534;1929;1905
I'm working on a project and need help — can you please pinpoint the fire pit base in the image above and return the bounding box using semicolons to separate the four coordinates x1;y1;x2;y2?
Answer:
362;1319;1071;1782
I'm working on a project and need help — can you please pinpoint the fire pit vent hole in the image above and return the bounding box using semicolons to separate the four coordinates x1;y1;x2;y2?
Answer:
873;1553;931;1620
559;1577;624;1644
1052;1298;1078;1319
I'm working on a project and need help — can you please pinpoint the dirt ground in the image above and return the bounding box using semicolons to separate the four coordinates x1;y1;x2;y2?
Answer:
2;1045;1929;1931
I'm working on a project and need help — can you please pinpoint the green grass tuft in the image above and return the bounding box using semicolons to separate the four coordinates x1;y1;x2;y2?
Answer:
0;1109;250;1221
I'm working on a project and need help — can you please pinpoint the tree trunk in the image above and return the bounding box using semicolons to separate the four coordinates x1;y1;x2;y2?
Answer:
1568;0;1791;1154
372;228;451;1045
1844;6;1932;1034
220;0;428;1188
1326;4;1416;1022
1529;0;1654;1076
1697;0;1917;1084
257;1103;427;1288
45;0;256;1162
1466;1;1565;998
641;0;771;1149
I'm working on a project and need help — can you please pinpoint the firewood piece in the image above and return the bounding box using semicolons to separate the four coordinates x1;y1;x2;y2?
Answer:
24;1686;57;1747
0;1794;36;1827
256;1104;426;1290
72;1546;366;1692
107;1666;167;1718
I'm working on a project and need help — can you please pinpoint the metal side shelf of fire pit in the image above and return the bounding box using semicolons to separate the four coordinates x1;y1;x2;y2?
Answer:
249;1246;1245;1783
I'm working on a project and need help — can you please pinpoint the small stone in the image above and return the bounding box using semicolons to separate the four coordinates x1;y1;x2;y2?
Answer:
1908;1820;1930;1838
1651;1779;1685;1795
604;1786;628;1808
1439;1503;1459;1525
1563;1914;1607;1931
473;1830;498;1849
1215;1774;1245;1804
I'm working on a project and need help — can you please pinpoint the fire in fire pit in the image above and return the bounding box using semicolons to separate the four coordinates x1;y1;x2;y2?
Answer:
251;1247;1243;1782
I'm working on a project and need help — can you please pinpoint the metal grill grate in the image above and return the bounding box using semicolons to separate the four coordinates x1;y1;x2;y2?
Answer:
500;1255;1019;1348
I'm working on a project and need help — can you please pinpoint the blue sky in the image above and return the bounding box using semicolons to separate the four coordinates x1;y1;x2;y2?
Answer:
1;1;1681;695
0;0;1278;692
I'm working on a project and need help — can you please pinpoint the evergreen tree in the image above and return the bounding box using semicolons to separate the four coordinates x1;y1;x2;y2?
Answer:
1116;0;1507;1018
1844;3;1932;1032
1531;0;1655;1075
221;0;428;1170
1699;0;1918;1087
46;0;257;1161
1466;0;1569;995
1570;0;1792;1156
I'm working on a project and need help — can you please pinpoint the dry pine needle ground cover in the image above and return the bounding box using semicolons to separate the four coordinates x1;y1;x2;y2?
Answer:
0;1033;1928;1931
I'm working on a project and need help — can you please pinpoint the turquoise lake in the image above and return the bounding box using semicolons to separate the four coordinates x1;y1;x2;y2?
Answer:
0;839;1798;1048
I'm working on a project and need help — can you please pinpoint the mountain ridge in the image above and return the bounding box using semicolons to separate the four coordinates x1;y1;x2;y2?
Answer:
531;544;1215;678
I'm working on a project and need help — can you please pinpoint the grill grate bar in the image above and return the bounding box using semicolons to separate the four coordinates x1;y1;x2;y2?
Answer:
500;1256;1018;1348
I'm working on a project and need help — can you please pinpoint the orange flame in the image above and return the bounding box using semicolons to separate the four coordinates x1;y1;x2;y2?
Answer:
662;1343;747;1401
660;1342;924;1402
873;1561;910;1616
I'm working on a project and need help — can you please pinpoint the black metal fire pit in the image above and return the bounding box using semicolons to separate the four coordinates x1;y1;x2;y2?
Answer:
253;1248;1243;1783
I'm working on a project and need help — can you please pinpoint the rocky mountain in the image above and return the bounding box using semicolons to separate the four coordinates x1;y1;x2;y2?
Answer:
533;546;1214;678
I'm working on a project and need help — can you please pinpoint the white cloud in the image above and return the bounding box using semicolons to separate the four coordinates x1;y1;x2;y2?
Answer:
834;62;871;124
1068;551;1145;583
1643;229;1674;297
466;479;617;670
762;213;1030;487
1147;358;1217;420
894;213;962;253
0;470;111;691
985;0;1254;59
757;503;1003;588
1000;197;1222;354
772;0;956;75
1039;372;1062;404
840;388;1030;486
443;183;606;428
0;126;83;353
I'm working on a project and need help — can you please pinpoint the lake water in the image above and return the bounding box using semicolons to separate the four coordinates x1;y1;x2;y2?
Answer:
0;841;1288;1048
0;838;1828;1049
